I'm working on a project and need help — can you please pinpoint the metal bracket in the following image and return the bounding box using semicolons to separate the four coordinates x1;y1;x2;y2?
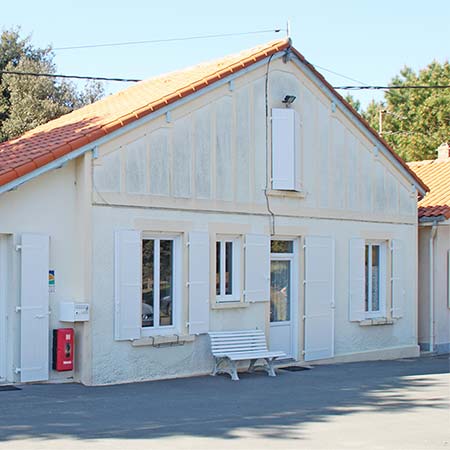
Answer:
15;245;22;251
14;368;21;374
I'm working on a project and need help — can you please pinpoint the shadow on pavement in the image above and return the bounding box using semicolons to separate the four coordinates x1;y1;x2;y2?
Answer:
0;355;448;442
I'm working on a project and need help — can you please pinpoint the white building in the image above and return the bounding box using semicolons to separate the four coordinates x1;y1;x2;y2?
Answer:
0;39;427;385
409;143;450;354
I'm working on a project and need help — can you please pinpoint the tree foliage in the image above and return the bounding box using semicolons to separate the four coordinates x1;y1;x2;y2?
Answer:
0;28;104;142
361;61;450;161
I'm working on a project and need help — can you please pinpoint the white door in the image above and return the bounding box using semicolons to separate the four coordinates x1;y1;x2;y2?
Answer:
269;240;297;358
20;234;50;382
304;236;335;361
0;235;7;381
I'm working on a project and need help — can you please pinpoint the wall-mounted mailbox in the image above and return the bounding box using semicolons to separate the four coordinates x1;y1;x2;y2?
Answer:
59;302;90;322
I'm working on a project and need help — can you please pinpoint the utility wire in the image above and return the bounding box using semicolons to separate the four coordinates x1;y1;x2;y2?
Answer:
335;85;450;90
53;29;282;51
1;70;449;91
0;70;141;83
313;64;367;85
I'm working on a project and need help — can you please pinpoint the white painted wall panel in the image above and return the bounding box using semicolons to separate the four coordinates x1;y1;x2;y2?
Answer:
126;137;147;194
93;150;121;192
149;130;170;196
194;106;211;199
235;88;251;202
172;115;192;198
215;97;233;202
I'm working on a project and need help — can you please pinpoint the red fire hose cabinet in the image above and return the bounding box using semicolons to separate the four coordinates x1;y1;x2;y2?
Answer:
53;328;74;371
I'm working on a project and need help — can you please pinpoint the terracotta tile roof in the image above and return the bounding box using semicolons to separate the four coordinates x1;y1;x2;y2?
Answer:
0;38;428;195
408;158;450;219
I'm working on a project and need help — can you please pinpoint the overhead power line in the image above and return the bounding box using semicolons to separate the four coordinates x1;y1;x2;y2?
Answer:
1;70;449;91
0;70;141;83
335;85;450;90
53;29;282;51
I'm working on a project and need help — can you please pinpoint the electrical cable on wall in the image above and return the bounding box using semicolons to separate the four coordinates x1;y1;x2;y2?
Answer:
264;52;276;236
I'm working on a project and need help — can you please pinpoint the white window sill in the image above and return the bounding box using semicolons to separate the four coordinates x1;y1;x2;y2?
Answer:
359;318;394;327
131;334;195;347
211;301;249;310
268;189;306;199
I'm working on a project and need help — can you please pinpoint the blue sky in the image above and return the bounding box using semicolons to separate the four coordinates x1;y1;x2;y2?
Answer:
2;0;449;108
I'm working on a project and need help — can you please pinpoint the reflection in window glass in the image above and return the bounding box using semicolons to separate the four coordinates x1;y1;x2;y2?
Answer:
142;239;154;328
371;245;380;312
216;241;221;296
365;243;381;313
225;241;233;295
160;240;173;326
270;260;291;322
271;240;293;253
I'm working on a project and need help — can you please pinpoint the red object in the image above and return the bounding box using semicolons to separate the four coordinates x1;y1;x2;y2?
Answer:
53;328;74;371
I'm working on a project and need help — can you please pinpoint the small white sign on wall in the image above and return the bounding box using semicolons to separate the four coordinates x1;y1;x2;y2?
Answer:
49;270;55;293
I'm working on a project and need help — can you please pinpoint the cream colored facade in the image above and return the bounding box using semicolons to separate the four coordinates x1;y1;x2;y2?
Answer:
418;223;450;353
0;55;423;385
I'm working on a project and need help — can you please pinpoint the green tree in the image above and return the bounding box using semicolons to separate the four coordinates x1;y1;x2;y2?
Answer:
362;61;450;161
0;28;104;142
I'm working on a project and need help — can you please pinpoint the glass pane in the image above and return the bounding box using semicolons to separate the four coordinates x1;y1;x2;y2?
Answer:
225;241;233;295
365;245;369;312
216;241;221;296
371;245;380;312
271;240;293;253
270;260;291;322
159;240;173;326
142;239;154;327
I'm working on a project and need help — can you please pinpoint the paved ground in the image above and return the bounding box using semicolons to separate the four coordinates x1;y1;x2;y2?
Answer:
0;355;449;450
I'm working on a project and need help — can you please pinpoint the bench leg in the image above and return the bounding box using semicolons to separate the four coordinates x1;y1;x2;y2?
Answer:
212;357;240;381
263;357;277;377
229;360;239;381
248;359;257;373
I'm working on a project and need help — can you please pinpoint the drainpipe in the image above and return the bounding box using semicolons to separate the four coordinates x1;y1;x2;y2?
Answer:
429;222;438;352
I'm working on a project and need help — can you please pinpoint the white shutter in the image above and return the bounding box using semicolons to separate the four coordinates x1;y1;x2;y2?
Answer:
188;232;210;335
304;236;335;361
272;108;297;190
391;239;405;319
349;238;365;322
114;230;141;340
244;234;270;302
20;233;50;382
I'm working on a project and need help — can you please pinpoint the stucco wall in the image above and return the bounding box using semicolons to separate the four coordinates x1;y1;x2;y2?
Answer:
90;205;418;385
418;224;450;352
0;157;92;383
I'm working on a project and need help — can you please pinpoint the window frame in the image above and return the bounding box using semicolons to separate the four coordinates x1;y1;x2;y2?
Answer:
215;235;242;303
364;240;387;319
141;233;182;336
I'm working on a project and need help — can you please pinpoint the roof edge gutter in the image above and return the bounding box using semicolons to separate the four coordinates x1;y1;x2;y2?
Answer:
419;215;447;224
0;144;97;195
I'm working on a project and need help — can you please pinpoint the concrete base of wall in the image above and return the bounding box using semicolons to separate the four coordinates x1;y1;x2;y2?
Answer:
419;342;450;354
306;345;420;366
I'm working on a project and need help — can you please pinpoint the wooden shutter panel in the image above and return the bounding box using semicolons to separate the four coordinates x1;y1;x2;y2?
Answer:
244;234;270;302
114;230;141;341
272;108;296;190
304;236;335;361
391;239;405;319
349;238;365;322
188;231;210;335
20;233;50;382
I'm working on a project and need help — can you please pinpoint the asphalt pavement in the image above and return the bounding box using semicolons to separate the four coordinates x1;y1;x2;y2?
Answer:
0;354;449;449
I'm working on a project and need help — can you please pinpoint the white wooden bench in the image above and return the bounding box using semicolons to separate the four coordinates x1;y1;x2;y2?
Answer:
208;330;286;381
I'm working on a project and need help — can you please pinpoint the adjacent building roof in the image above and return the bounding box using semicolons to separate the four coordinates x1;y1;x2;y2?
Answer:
409;154;450;219
0;38;428;195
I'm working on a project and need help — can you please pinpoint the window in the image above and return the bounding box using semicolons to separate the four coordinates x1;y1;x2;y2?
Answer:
364;242;387;317
215;237;241;302
142;236;179;332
